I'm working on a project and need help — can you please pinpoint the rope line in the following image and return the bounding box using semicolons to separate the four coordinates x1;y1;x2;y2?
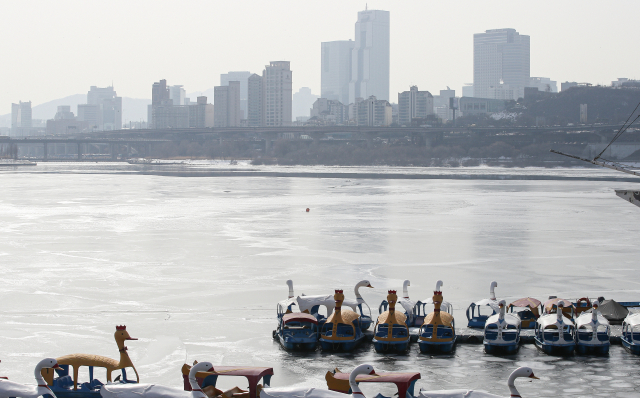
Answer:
594;101;640;160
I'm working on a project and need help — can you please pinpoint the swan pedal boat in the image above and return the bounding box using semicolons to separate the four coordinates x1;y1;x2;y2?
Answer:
102;361;216;398
534;302;576;355
275;313;319;351
418;281;456;354
326;369;420;398
182;363;274;398
621;313;640;355
260;364;374;398
0;358;61;398
483;300;521;355
42;326;140;398
575;301;610;355
295;280;373;331
319;290;366;352
466;282;499;329
507;297;541;329
416;367;538;398
372;290;411;353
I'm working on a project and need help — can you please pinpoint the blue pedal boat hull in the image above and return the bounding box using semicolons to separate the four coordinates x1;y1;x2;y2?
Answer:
484;342;519;355
372;338;410;353
622;337;640;355
418;337;456;354
534;336;575;355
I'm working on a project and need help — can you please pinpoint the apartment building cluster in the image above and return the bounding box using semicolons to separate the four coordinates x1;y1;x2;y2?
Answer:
147;61;293;129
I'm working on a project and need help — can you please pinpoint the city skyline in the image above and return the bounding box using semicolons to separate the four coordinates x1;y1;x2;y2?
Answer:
2;1;639;115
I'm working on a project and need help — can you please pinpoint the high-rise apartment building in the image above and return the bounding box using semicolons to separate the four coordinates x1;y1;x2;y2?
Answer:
263;61;292;126
473;28;530;101
220;72;251;120
214;81;242;127
189;96;214;128
11;101;32;136
354;96;392;126
81;86;122;130
398;86;434;126
152;79;170;106
247;74;263;127
349;9;390;103
321;40;354;104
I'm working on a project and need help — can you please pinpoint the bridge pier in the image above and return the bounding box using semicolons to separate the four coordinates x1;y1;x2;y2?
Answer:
111;144;117;161
43;142;48;161
77;143;82;161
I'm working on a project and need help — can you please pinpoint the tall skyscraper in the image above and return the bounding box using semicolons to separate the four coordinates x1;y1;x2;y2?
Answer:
473;28;530;101
214;81;242;127
398;86;434;126
263;61;292;126
220;71;251;119
321;40;353;104
247;74;263;127
11;101;32;136
349;9;390;103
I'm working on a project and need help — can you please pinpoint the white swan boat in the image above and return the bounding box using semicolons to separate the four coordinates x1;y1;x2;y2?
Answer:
534;301;576;355
260;364;375;398
621;312;640;355
101;362;215;398
296;280;372;330
483;300;521;354
466;281;499;328
575;301;610;355
0;358;60;398
416;367;538;398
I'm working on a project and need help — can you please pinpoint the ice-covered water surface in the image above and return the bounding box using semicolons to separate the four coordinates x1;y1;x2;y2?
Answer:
0;163;639;397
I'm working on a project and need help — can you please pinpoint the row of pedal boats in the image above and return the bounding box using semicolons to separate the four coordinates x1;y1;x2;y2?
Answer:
275;279;640;356
0;355;542;398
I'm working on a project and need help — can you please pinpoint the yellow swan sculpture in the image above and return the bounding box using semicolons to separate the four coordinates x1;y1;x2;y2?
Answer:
54;325;139;389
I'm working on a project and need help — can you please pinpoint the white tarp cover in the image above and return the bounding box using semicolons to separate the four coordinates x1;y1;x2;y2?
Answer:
101;383;193;398
575;312;609;328
420;299;453;314
261;386;358;398
296;295;357;313
624;313;640;327
398;298;416;315
417;389;498;398
485;313;521;327
473;299;500;312
538;313;574;329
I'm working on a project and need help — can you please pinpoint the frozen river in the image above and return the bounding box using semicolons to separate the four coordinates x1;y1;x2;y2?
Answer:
1;162;640;397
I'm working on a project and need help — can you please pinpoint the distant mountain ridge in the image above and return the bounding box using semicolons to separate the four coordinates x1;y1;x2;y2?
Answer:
0;94;151;128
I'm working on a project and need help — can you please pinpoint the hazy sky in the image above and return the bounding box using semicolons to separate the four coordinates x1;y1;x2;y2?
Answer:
2;0;639;113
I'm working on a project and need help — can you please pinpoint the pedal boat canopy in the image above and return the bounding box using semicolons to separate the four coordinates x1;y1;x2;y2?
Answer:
622;313;640;346
543;298;575;318
326;370;420;398
282;313;318;325
182;364;273;398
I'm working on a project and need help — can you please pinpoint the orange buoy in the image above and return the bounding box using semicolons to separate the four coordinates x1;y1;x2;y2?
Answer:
306;208;310;212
